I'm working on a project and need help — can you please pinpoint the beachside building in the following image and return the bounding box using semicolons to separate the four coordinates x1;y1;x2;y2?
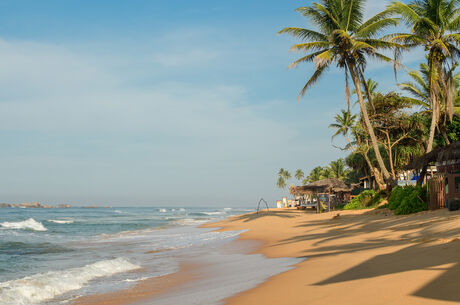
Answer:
406;141;460;210
290;178;355;213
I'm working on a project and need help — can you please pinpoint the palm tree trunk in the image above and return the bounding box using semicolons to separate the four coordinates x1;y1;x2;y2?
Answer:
426;58;441;153
362;151;385;190
384;132;396;180
441;129;451;145
427;102;437;153
348;64;393;185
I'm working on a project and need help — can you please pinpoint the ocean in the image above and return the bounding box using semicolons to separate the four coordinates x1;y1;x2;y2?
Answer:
0;207;300;305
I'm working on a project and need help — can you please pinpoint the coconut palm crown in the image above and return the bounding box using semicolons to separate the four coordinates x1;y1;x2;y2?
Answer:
279;0;401;101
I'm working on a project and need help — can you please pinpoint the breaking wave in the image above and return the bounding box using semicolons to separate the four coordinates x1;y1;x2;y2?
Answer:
0;218;47;231
0;258;140;305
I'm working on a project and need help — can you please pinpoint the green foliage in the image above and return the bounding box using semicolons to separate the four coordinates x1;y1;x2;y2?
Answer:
277;168;291;190
343;190;383;210
446;116;460;142
295;169;304;182
388;186;405;210
306;158;351;183
388;185;428;215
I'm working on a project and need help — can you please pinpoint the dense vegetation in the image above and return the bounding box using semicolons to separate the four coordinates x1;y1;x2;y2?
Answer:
343;190;383;210
388;185;428;215
276;0;459;215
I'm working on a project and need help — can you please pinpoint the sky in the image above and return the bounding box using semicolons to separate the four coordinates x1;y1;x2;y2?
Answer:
0;0;425;207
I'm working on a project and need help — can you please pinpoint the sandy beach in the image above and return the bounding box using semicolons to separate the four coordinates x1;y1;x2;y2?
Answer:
71;207;460;305
205;208;460;305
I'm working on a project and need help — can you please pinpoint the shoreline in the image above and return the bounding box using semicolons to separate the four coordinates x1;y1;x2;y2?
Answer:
72;207;460;305
69;211;297;305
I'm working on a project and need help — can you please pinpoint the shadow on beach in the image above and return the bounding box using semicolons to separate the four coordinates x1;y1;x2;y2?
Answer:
233;209;313;222
273;209;460;303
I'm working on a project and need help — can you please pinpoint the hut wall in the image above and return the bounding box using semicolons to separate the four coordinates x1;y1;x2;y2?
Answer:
428;176;446;210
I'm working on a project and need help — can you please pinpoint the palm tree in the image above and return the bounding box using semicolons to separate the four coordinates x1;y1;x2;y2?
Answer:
399;63;431;109
308;166;324;182
282;169;292;180
329;109;357;147
387;0;460;152
295;169;305;183
277;176;287;190
278;168;286;177
279;0;401;185
277;168;291;188
329;159;347;179
399;62;460;144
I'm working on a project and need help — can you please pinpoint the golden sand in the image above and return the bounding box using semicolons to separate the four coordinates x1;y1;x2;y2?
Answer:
73;208;460;305
204;208;460;305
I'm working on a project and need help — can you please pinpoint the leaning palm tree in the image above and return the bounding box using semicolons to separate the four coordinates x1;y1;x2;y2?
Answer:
279;0;402;185
387;0;460;152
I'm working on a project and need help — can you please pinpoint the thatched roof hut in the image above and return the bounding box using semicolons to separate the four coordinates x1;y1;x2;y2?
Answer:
405;141;460;172
290;178;354;195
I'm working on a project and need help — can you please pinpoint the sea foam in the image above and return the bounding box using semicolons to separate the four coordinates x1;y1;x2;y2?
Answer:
0;218;47;231
0;258;140;305
47;219;74;224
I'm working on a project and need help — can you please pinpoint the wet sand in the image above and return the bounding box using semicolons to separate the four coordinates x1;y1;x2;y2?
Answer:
73;208;460;305
72;263;201;305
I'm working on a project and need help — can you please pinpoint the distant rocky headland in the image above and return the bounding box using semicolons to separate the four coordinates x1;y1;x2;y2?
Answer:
0;202;112;208
0;202;72;208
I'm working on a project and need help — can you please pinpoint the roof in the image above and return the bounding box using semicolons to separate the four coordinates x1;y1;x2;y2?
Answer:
405;141;460;170
290;178;354;195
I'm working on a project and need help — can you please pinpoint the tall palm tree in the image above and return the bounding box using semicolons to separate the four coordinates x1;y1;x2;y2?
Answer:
387;0;460;152
279;0;402;185
329;109;357;147
295;169;305;182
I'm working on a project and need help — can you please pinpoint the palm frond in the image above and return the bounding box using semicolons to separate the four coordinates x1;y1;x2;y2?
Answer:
278;27;328;41
298;65;329;101
290;41;331;52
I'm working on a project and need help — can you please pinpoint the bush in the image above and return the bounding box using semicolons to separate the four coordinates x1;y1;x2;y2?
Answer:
388;185;428;215
388;186;405;210
344;190;383;210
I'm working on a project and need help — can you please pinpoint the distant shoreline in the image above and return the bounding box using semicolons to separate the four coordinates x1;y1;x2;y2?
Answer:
0;203;112;209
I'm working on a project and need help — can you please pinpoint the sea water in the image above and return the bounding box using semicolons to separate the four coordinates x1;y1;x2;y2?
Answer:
0;207;300;305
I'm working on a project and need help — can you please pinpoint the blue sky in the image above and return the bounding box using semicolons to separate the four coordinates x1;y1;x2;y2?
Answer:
0;0;423;206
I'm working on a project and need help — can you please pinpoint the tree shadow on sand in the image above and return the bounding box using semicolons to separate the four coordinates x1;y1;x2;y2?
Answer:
274;210;460;302
314;239;460;302
233;210;305;222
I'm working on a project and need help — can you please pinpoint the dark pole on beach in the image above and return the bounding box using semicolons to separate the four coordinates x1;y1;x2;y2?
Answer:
257;198;270;214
